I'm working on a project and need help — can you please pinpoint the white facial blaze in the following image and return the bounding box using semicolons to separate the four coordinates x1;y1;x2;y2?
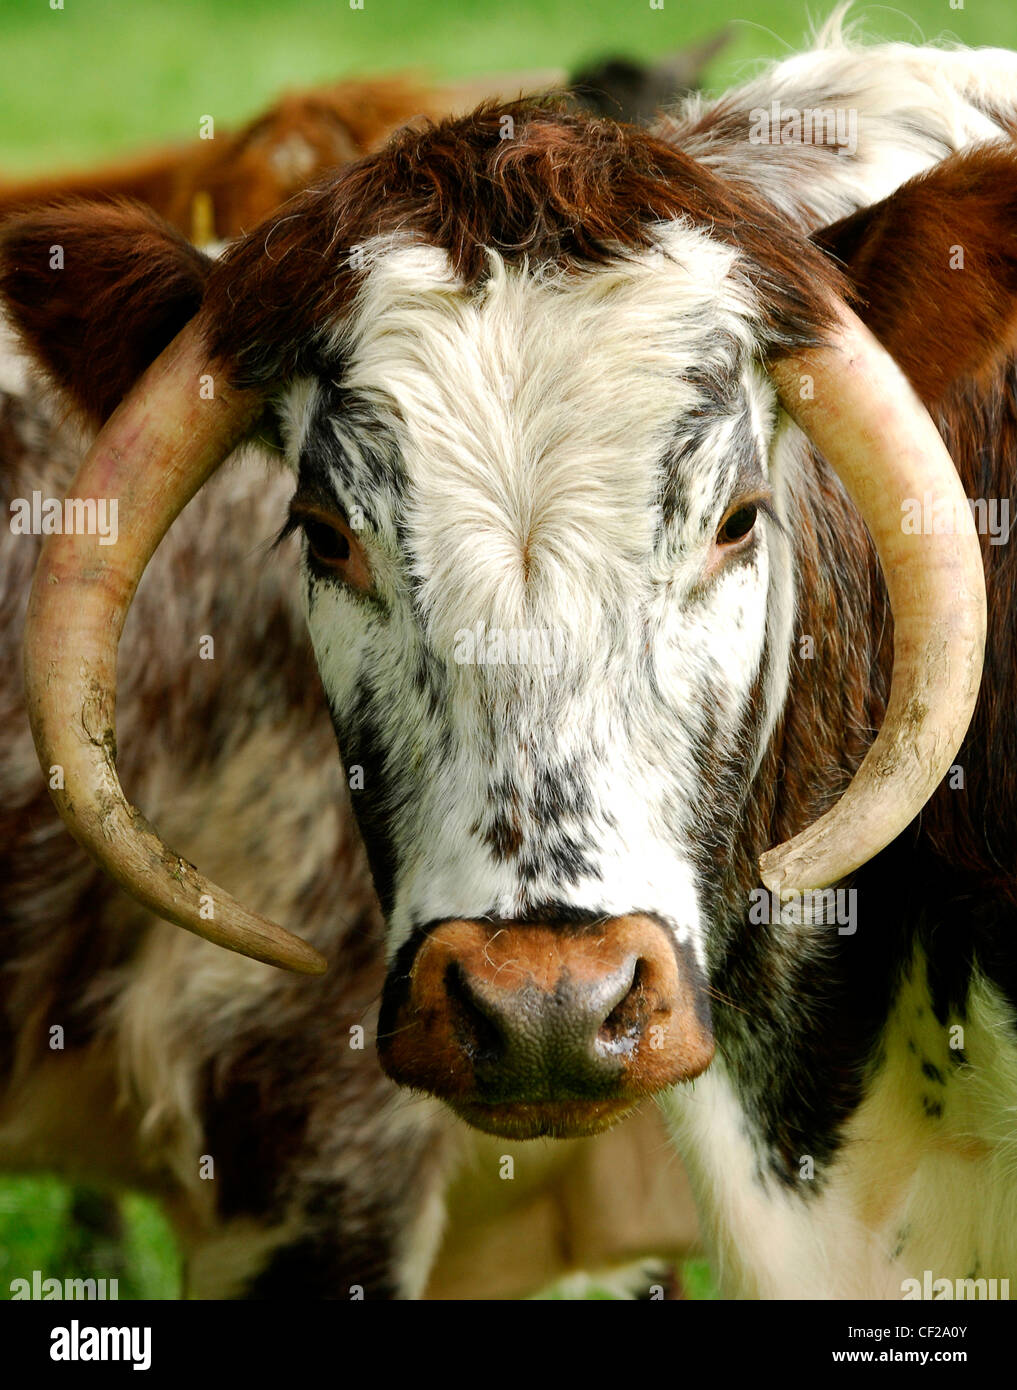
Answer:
284;224;791;962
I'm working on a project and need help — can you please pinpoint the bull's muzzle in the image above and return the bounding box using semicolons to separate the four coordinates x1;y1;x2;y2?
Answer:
378;914;714;1139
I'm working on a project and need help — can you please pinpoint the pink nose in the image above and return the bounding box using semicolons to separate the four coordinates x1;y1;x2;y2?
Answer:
378;915;714;1139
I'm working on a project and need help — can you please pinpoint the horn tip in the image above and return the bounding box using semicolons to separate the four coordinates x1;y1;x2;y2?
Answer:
295;951;330;977
269;940;329;976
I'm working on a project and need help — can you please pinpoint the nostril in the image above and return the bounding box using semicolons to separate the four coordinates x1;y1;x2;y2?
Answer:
598;957;653;1056
444;962;502;1064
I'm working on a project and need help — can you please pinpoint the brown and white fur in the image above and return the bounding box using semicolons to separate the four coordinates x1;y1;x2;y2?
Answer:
5;17;1017;1300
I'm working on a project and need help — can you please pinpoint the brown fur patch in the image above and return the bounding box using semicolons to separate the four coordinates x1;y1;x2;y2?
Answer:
0;202;209;425
202;101;849;388
814;142;1017;406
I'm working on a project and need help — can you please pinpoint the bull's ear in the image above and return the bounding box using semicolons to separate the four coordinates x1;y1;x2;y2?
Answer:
0;200;211;425
812;143;1017;406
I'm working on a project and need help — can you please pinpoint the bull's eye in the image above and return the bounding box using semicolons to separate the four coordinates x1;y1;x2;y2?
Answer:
717;503;758;545
290;505;372;592
305;518;350;565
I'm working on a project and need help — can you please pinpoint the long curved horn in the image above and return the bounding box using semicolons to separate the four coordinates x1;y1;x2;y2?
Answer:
760;299;986;893
23;314;327;975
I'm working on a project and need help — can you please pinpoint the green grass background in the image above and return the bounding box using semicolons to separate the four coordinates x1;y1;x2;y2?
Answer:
1;0;1013;172
3;0;1017;1301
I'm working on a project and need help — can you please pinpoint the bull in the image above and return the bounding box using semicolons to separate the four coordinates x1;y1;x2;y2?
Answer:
4;25;1017;1297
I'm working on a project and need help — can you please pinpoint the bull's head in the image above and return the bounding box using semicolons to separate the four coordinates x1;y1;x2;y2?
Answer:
3;105;993;1139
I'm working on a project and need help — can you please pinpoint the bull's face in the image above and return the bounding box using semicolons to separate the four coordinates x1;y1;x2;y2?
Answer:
281;232;788;1135
10;105;984;1145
